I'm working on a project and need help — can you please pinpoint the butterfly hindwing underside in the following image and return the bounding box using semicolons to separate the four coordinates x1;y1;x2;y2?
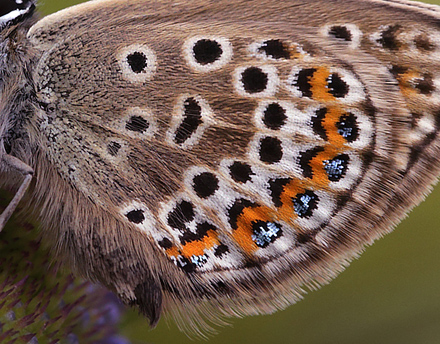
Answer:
2;0;440;331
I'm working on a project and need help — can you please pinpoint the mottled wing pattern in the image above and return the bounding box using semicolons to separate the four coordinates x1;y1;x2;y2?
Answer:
25;0;440;331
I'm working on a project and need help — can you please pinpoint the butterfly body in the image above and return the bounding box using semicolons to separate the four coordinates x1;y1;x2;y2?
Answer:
1;0;440;331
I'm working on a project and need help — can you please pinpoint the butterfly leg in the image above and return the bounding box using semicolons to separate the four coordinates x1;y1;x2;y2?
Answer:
0;154;33;231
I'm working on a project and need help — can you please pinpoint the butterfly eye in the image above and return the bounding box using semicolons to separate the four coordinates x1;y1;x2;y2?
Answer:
234;65;279;97
117;44;156;83
0;0;34;28
184;36;232;72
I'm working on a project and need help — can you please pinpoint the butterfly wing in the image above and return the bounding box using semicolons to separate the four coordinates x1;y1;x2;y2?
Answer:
23;0;440;331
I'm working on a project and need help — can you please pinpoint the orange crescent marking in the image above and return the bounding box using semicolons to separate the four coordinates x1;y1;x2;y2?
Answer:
278;179;304;221
322;107;347;147
233;206;273;254
290;44;306;60
309;146;345;187
310;67;335;102
397;70;422;98
165;246;180;258
181;229;219;258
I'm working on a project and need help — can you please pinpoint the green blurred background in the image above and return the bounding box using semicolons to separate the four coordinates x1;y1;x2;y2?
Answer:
36;1;440;343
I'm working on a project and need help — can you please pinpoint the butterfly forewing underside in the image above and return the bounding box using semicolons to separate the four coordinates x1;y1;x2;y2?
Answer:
2;0;440;332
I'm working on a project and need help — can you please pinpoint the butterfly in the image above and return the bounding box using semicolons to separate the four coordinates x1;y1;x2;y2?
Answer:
1;0;440;334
